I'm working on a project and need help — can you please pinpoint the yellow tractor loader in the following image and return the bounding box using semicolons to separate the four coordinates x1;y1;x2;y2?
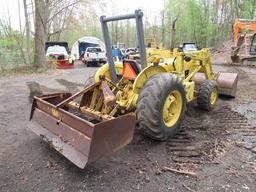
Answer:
29;10;238;168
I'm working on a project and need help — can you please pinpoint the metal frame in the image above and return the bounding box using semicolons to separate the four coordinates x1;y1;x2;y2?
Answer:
100;9;147;83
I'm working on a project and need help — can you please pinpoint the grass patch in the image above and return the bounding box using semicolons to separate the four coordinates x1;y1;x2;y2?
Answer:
0;65;54;77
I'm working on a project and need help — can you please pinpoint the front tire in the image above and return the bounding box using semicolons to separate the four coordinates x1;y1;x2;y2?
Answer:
197;80;218;111
136;73;186;141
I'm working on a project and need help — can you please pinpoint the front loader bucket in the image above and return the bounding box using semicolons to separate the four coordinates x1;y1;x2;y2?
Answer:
194;72;238;97
28;83;136;169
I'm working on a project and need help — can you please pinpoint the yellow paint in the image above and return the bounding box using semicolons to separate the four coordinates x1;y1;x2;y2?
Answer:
210;88;218;105
88;48;218;117
133;65;167;94
147;48;172;64
94;62;123;83
183;81;195;102
162;90;182;127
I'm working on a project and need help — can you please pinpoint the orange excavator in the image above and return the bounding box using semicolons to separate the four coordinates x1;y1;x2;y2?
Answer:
231;19;256;64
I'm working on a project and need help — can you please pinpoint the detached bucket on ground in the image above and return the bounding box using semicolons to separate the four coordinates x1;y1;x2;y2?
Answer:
28;82;135;168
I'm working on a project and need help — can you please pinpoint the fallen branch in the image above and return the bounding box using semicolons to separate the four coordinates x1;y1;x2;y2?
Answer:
182;184;196;192
163;166;196;177
232;129;256;132
235;141;253;150
242;161;256;165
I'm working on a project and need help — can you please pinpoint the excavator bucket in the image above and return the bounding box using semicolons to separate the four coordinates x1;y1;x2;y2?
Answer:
194;72;238;97
28;81;136;169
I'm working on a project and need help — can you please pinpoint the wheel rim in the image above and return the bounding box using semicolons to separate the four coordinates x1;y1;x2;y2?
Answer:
210;88;218;105
162;90;182;127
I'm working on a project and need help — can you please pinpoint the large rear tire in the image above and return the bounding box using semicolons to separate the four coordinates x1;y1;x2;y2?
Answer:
136;73;186;141
197;80;218;111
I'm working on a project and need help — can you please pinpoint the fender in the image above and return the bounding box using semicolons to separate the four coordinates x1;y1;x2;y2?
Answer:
94;62;123;82
133;65;167;94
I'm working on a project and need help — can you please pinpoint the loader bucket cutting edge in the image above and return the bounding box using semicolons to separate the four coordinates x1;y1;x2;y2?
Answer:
194;72;238;97
28;93;136;169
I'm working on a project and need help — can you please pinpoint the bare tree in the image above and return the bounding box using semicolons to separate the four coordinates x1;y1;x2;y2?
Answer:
33;0;80;68
126;19;130;47
23;0;31;64
170;17;178;50
18;0;23;33
34;0;46;68
46;0;80;41
0;16;27;67
161;0;166;48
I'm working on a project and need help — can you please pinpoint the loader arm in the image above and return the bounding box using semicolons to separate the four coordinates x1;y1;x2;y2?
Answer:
189;49;238;97
179;49;216;81
193;49;216;81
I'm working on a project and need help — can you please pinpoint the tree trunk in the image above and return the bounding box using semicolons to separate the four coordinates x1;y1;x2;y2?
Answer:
126;19;130;47
161;9;165;48
252;0;256;18
23;0;31;65
234;0;240;18
18;0;22;33
170;18;177;50
167;9;171;49
34;0;46;68
115;21;118;45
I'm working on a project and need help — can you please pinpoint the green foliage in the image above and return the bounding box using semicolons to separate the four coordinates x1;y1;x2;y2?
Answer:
0;38;16;47
239;0;256;18
164;0;256;48
25;0;256;71
2;0;256;74
0;18;33;73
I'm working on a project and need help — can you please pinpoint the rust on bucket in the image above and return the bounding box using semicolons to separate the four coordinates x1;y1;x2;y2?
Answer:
29;81;136;168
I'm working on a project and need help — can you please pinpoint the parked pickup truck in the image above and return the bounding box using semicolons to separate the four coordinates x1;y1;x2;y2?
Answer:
83;47;107;66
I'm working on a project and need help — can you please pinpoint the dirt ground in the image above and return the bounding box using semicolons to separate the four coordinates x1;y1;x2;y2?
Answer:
0;62;256;192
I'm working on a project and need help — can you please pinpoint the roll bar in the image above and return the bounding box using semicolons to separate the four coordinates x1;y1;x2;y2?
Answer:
100;10;147;83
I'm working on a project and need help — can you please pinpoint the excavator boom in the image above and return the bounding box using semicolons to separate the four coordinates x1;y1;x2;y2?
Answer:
232;19;256;63
233;19;256;47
